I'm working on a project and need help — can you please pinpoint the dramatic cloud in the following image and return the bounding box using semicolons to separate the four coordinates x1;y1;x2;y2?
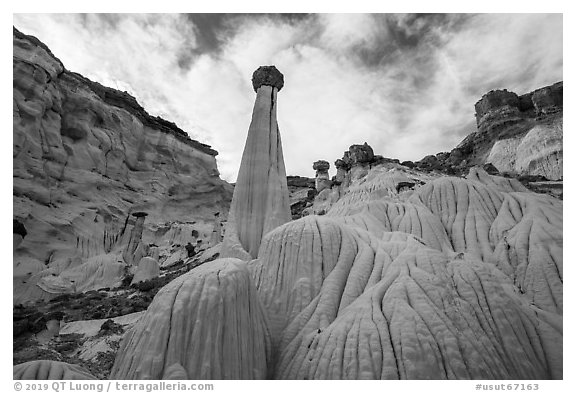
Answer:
13;13;563;181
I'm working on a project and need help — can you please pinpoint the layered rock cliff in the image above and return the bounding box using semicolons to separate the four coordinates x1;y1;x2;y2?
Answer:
408;82;563;181
13;27;233;304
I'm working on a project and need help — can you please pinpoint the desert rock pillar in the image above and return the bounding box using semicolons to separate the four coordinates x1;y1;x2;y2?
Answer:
313;160;331;192
221;66;291;260
123;212;148;265
209;212;223;246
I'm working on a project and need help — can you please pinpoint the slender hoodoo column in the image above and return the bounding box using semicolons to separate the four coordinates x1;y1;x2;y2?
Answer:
333;158;350;185
123;211;148;265
313;160;331;192
221;66;291;260
209;212;223;246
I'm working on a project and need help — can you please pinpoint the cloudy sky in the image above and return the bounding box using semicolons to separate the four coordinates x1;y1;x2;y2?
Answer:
13;13;563;181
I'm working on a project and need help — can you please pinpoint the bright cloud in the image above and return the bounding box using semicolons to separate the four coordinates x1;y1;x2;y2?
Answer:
13;13;562;181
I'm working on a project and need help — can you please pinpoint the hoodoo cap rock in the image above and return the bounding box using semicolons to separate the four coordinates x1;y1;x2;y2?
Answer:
252;65;284;92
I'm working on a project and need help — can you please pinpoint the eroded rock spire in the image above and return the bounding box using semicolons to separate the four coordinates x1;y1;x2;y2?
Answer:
312;160;331;192
221;66;291;260
122;212;148;265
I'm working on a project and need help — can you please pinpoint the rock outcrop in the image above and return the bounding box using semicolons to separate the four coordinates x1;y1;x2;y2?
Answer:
13;28;232;304
111;259;271;379
470;83;563;180
253;167;562;379
208;212;223;246
410;82;562;182
113;159;562;380
306;142;387;215
531;82;563;115
130;256;160;285
221;66;291;260
312;160;331;192
13;28;562;381
14;360;97;380
474;89;522;133
122;212;148;266
333;159;351;185
286;176;316;219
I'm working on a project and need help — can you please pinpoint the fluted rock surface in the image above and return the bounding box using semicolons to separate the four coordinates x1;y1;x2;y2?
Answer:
246;166;562;379
221;67;291;260
107;144;560;381
14;360;97;380
489;192;562;313
275;247;560;379
13;28;232;303
111;258;271;379
13;29;562;381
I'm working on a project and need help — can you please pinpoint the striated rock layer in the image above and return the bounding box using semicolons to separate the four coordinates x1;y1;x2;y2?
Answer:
250;167;562;379
14;360;97;380
408;82;562;181
113;166;562;380
111;258;271;379
14;29;562;381
13;28;232;303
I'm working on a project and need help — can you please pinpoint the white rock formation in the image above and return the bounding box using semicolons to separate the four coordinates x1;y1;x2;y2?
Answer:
221;66;291;260
130;256;160;285
313;160;331;192
515;122;563;180
486;138;519;174
102;133;565;382
42;254;124;292
209;212;223;246
60;311;144;337
250;167;562;379
13;28;232;304
123;212;148;266
113;164;561;380
14;253;126;304
13;30;562;381
487;119;563;180
111;258;271;379
14;360;97;380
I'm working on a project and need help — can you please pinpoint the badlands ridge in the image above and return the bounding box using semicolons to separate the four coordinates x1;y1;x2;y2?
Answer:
13;28;562;380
